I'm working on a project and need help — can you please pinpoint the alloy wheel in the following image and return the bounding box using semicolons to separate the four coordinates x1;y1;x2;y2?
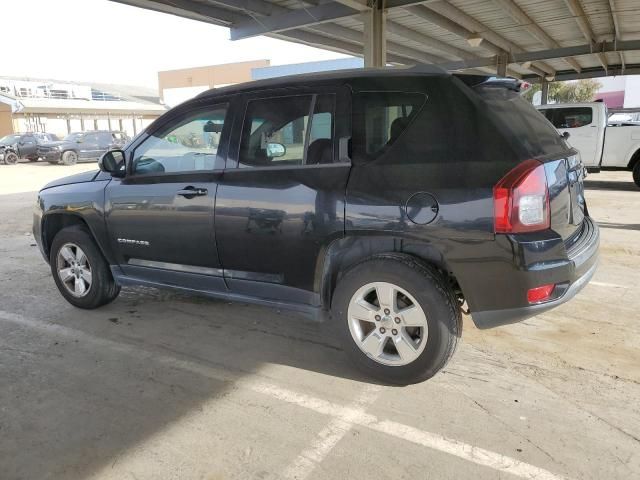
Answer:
347;281;428;366
56;243;92;297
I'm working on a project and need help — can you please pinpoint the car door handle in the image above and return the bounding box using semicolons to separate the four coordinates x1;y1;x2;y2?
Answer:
177;186;208;197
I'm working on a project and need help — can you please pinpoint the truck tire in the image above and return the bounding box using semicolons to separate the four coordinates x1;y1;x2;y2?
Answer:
332;254;461;385
61;150;78;166
4;152;18;165
633;161;640;188
50;225;120;309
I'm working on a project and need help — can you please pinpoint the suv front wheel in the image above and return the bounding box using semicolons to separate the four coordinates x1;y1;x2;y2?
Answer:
332;255;461;385
50;225;120;309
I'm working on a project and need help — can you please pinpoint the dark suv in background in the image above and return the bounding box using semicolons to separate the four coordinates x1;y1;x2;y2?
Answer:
38;130;129;165
0;132;59;164
33;68;599;384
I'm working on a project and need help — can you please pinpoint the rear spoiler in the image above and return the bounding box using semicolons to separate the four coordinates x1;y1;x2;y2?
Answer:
454;75;528;93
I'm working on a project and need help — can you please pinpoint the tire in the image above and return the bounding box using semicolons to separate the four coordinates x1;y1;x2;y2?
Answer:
49;225;120;309
633;161;640;188
61;150;78;165
4;151;18;165
332;254;461;385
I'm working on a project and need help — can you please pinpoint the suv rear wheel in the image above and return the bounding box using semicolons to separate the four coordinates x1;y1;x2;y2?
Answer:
50;225;120;309
332;254;461;385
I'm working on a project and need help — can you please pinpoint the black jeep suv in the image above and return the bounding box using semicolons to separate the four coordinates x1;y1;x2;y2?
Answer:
37;130;129;165
33;68;599;384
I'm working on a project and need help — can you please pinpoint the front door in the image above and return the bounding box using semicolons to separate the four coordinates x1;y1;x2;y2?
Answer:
18;134;38;159
105;101;232;291
215;87;351;305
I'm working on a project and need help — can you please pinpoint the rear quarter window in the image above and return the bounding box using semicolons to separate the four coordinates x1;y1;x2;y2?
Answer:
353;91;426;159
473;86;568;158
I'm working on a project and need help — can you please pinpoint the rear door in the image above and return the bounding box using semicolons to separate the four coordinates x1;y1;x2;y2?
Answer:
79;132;100;160
105;100;233;289
215;86;351;303
96;132;116;157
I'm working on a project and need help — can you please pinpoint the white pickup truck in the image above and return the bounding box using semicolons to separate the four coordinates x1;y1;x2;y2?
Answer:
536;102;640;187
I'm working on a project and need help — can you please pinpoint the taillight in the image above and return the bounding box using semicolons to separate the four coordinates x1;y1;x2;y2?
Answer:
494;159;550;233
527;284;555;304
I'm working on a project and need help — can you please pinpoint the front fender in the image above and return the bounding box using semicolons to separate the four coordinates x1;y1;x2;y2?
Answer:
36;179;114;263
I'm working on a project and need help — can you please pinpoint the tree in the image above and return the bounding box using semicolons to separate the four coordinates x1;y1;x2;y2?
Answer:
523;79;602;104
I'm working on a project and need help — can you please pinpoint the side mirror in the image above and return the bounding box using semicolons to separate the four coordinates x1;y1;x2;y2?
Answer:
99;149;125;177
266;142;286;158
562;131;570;140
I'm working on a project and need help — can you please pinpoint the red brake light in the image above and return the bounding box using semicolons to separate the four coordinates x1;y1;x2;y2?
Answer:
527;284;555;304
494;159;550;233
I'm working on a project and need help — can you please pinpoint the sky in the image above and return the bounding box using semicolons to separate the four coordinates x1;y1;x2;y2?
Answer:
3;0;350;89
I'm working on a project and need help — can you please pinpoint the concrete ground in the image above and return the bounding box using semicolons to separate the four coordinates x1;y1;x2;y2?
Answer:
1;161;639;480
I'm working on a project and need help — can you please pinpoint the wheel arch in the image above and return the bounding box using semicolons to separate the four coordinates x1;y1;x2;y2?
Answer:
41;213;103;261
61;148;79;157
316;234;462;311
627;147;640;170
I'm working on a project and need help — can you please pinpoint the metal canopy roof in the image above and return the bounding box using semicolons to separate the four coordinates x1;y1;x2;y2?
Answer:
111;0;640;82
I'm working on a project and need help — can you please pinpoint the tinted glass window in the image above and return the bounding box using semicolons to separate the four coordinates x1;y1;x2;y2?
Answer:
355;92;425;157
83;133;99;143
98;132;113;143
239;94;335;168
473;86;567;158
132;105;228;175
547;107;593;128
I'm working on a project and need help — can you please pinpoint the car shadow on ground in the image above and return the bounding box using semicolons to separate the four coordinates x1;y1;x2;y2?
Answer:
584;179;638;191
2;278;408;480
597;221;640;231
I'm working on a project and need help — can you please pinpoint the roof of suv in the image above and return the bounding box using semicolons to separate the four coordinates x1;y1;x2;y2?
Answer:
196;65;452;100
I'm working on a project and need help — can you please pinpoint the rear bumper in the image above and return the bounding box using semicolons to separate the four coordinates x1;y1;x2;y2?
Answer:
471;216;599;329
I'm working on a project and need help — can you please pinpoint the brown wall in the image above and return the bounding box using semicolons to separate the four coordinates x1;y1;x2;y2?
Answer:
0;103;14;137
157;59;269;99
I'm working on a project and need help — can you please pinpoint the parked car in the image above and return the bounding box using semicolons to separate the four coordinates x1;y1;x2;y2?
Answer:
33;69;599;384
536;102;640;187
0;132;59;164
38;130;129;165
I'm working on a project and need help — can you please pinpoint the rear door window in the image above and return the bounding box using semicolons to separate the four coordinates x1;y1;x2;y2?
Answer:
238;93;335;168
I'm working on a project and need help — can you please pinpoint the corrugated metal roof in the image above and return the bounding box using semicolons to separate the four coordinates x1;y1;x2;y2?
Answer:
111;0;640;82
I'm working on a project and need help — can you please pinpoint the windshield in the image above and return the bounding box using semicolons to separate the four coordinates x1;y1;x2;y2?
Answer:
64;133;84;142
0;134;21;145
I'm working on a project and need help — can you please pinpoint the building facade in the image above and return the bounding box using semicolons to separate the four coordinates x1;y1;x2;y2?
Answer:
0;77;167;138
157;58;365;107
158;60;270;107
